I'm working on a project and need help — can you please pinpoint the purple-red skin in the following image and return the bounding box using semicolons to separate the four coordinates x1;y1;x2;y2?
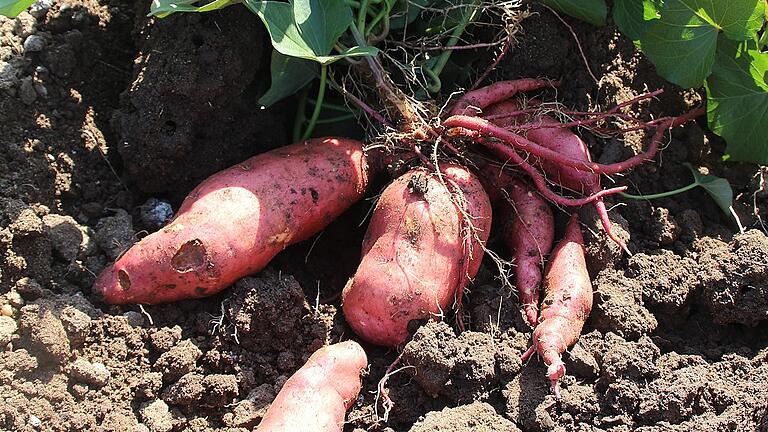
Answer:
481;98;627;252
342;164;492;347
480;164;554;326
255;341;368;432
93;138;369;305
521;214;592;398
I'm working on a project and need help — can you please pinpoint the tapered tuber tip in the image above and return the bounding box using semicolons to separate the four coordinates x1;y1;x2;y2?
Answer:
523;306;539;328
91;265;116;303
547;360;566;400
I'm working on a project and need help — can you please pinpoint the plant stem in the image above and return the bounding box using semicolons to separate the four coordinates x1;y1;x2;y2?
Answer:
357;0;369;36
424;0;479;92
301;64;328;140
316;113;357;124
619;182;699;200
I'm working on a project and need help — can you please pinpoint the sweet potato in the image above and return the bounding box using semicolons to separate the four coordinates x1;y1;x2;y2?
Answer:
521;214;592;398
484;100;627;251
487;168;554;327
93;138;369;304
342;165;492;347
256;341;368;432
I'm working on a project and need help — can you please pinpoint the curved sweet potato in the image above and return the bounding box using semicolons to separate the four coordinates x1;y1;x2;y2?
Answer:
256;341;368;432
94;138;369;304
522;214;592;398
342;165;492;347
490;170;555;327
484;100;626;251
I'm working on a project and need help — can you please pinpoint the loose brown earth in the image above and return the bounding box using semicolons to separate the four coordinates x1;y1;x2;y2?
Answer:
1;1;767;431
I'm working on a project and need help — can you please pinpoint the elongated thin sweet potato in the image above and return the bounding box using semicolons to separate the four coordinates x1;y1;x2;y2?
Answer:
521;214;592;398
93;138;369;304
256;341;368;432
486;168;554;327
342;165;492;347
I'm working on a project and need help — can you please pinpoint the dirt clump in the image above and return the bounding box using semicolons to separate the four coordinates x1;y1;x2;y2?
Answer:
409;401;520;432
695;230;768;326
114;5;290;201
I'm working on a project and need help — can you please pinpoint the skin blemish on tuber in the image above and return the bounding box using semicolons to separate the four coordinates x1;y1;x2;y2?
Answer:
171;239;208;273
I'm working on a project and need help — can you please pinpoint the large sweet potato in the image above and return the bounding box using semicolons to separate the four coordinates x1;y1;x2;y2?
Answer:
342;165;492;347
94;138;369;304
256;341;368;432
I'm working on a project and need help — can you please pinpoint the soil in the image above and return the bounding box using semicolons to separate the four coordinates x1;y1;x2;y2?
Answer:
1;1;767;432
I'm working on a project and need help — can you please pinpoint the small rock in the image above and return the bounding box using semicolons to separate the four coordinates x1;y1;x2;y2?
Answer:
19;76;36;104
28;415;41;428
15;277;45;300
33;82;46;98
0;60;20;91
14;12;37;38
69;358;110;387
23;35;45;53
33;65;49;79
0;316;17;346
0;305;14;318
59;306;91;345
139;400;173;432
6;290;24;308
29;0;53;19
123;311;145;327
139;198;174;229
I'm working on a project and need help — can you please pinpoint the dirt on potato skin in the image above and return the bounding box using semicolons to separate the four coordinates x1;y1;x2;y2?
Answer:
1;2;768;432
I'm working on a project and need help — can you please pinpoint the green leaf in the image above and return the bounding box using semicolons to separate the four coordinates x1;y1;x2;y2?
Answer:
684;163;734;218
0;0;35;18
259;51;317;108
149;0;238;18
639;0;765;88
612;0;660;40
536;0;607;27
245;0;375;65
705;38;768;164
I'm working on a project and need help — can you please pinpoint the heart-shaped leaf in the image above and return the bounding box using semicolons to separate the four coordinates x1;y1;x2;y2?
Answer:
0;0;35;18
705;38;768;164
684;163;734;217
259;51;317;108
245;0;378;65
639;0;765;88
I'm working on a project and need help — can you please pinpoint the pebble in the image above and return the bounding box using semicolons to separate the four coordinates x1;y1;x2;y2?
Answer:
19;76;36;104
0;316;17;345
28;415;41;428
123;311;145;327
69;358;111;387
14;12;36;38
139;198;174;229
0;305;13;317
33;82;46;98
0;60;20;91
15;277;44;300
29;0;53;19
23;35;45;53
6;291;24;308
